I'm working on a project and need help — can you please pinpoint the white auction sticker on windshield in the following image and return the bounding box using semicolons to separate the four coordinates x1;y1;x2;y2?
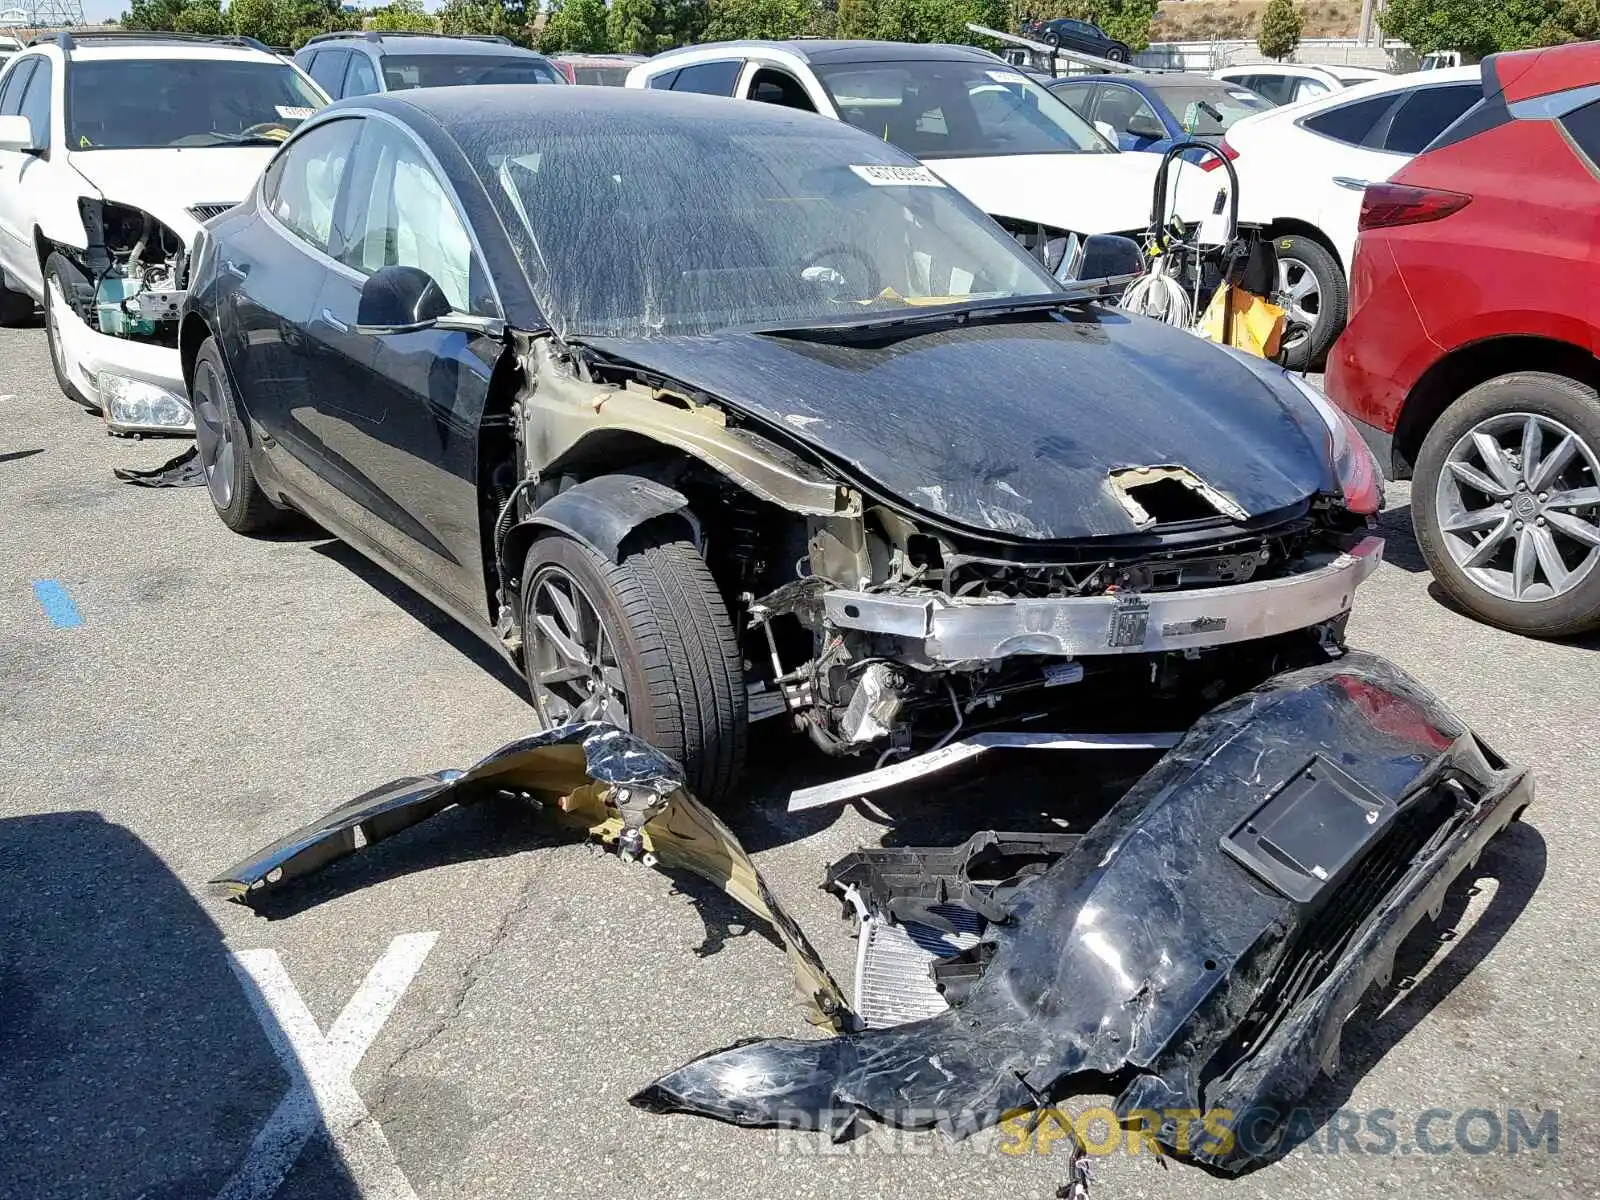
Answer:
850;163;947;188
985;69;1030;85
1227;91;1256;101
275;106;316;120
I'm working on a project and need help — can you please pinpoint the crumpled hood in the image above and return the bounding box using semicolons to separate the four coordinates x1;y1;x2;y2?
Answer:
66;147;274;241
582;313;1336;543
929;152;1218;233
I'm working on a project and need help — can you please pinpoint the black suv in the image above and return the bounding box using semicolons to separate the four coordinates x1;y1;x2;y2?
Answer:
293;31;564;100
1022;17;1131;63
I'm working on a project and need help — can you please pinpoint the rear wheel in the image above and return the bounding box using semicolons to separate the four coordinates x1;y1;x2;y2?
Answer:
520;526;746;802
1271;234;1346;371
1106;45;1130;62
1413;372;1600;637
44;254;92;409
192;336;285;534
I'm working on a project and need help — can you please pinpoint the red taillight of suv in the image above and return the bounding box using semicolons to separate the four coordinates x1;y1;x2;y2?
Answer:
1200;138;1239;172
1358;183;1471;231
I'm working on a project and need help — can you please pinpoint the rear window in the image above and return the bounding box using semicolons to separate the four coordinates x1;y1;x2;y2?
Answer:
1145;81;1271;135
1379;83;1481;153
571;65;631;87
1301;93;1396;146
379;53;563;89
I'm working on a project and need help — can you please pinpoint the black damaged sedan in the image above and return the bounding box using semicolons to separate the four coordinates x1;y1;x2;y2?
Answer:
181;86;1388;801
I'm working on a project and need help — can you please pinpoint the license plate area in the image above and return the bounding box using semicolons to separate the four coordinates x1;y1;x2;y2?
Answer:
1222;756;1399;908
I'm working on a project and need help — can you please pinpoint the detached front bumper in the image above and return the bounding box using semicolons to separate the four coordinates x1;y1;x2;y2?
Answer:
53;295;191;435
825;536;1384;662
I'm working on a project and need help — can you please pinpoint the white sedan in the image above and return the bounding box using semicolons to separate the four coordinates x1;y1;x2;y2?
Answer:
1214;66;1482;368
1213;63;1390;106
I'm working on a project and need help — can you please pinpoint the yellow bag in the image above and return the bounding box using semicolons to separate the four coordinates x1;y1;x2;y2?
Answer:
1197;285;1286;359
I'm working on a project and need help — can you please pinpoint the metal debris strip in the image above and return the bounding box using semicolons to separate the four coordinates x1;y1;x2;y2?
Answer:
211;722;851;1030
114;444;206;487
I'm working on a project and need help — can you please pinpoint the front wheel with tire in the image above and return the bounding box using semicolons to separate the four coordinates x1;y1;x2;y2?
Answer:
1271;234;1346;372
1413;371;1600;637
44;253;92;409
1106;45;1130;62
191;336;285;534
520;527;746;803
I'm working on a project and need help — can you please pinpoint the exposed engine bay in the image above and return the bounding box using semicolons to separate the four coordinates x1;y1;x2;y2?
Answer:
60;199;188;347
499;333;1382;778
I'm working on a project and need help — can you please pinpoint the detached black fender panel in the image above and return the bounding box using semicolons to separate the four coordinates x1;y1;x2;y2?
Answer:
631;651;1533;1170
503;473;697;575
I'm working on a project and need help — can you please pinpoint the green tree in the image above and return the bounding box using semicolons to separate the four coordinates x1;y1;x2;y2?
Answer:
539;0;612;50
228;0;295;44
606;0;703;50
1257;0;1301;59
1380;0;1560;57
704;0;821;40
121;0;187;29
439;0;532;44
172;0;226;31
368;0;436;33
1535;0;1600;42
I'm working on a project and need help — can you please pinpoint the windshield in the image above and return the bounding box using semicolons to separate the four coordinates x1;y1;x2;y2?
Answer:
380;54;564;89
67;59;325;149
471;115;1058;338
813;59;1112;158
1144;81;1272;136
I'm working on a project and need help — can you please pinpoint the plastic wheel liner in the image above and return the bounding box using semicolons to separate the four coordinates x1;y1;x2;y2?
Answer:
212;653;1531;1173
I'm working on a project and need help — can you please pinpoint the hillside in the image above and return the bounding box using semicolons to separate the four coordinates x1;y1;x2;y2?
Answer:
1155;0;1364;41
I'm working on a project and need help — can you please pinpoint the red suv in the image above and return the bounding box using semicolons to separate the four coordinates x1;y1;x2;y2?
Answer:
1327;42;1600;637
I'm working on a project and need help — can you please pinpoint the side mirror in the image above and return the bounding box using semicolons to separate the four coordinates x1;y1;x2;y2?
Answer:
356;264;452;332
1063;233;1144;283
0;114;38;155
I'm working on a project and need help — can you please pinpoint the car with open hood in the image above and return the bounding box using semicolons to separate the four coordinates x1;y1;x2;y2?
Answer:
179;85;1386;803
0;30;328;434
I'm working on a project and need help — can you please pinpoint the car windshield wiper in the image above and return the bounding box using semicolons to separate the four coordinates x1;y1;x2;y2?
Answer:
750;293;1088;341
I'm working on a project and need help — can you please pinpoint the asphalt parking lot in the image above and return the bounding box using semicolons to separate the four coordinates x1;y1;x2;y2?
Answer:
2;322;1597;1200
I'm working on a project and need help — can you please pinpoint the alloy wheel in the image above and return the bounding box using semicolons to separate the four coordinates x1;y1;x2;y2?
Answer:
1435;411;1600;603
525;565;629;728
192;360;235;510
45;277;67;380
1274;256;1321;351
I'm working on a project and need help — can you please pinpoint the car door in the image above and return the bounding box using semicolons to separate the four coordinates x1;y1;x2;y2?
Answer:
223;116;363;507
0;55;38;290
1308;83;1481;268
305;116;500;616
306;48;350;100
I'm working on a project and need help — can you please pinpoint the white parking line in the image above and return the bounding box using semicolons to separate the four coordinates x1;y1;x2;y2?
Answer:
215;932;439;1200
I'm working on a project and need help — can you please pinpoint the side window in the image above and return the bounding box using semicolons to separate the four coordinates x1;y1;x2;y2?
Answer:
1379;84;1481;154
344;52;379;98
18;56;50;149
645;68;680;91
0;57;35;118
1050;82;1094;116
1292;77;1330;102
1301;93;1399;146
669;60;742;96
263;118;361;254
309;49;350;99
339;122;482;314
746;67;815;112
1095;85;1163;140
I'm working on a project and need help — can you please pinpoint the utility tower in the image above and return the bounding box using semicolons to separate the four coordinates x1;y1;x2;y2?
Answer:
0;0;89;30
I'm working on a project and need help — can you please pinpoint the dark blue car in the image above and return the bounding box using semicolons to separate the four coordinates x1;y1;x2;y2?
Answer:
1048;72;1272;157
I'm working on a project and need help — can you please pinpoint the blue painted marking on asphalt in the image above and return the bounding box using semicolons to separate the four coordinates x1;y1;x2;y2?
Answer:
32;580;83;628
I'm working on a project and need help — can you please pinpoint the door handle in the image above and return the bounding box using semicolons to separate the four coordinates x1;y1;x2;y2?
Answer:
319;307;349;333
1332;176;1371;191
224;259;250;279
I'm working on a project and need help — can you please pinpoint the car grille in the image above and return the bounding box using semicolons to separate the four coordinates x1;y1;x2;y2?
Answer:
188;203;234;222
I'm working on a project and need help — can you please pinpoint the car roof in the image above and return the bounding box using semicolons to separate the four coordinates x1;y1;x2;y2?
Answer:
1217;63;1336;79
643;39;998;67
26;31;285;63
552;53;646;63
1053;72;1229;91
302;34;547;58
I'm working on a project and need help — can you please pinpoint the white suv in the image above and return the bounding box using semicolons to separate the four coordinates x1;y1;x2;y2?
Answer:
0;31;326;434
